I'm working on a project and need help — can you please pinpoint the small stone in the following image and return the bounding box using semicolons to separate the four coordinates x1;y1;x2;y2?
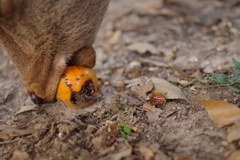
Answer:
230;27;239;36
104;81;110;86
126;61;141;73
114;80;125;91
221;141;228;146
216;45;225;52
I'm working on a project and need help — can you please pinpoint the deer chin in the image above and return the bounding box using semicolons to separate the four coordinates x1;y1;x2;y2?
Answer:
25;46;96;105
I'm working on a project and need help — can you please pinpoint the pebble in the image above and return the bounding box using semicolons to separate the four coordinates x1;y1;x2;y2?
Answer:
126;61;141;73
216;45;225;52
221;141;228;146
114;80;125;91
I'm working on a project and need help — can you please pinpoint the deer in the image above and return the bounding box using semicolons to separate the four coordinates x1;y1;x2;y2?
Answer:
0;0;110;104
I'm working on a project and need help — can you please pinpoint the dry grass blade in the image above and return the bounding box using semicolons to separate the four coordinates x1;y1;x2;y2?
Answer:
138;58;168;67
14;105;38;115
0;123;47;139
196;100;240;127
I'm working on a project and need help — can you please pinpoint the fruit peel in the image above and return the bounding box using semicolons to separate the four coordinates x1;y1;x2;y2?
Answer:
56;66;98;109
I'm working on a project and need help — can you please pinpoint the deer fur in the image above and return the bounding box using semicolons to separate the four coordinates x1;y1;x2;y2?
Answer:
0;0;110;103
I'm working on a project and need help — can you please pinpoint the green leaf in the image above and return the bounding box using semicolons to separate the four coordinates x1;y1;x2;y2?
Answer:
227;85;240;92
213;78;228;84
182;90;188;97
211;73;228;79
233;58;240;70
123;128;131;134
210;73;228;84
120;132;128;138
118;126;123;130
228;74;240;84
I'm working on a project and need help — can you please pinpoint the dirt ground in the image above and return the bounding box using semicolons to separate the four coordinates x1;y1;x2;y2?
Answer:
1;0;240;160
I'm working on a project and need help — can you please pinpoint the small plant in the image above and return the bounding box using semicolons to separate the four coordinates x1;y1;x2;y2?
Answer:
207;58;240;92
118;122;131;138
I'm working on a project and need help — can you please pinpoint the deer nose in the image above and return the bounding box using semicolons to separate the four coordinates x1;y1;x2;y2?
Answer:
30;93;57;104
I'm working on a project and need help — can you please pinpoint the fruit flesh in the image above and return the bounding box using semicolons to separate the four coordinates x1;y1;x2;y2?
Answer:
56;66;98;109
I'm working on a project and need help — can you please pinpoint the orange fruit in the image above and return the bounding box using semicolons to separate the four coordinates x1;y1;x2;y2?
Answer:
56;66;98;108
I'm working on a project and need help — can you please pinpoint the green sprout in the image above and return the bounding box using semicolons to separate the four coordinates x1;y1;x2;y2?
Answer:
207;58;240;92
118;122;132;138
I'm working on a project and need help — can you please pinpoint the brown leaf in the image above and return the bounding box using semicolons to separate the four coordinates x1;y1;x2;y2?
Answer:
127;42;158;54
150;77;188;101
161;109;176;118
228;150;240;160
11;150;31;160
126;125;137;132
99;141;132;160
178;80;194;86
137;79;153;99
196;100;240;127
146;108;162;123
139;145;154;158
168;66;190;77
125;76;149;92
227;119;240;142
168;76;194;86
140;103;154;111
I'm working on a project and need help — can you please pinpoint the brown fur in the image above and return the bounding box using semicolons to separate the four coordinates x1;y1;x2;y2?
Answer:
0;0;110;103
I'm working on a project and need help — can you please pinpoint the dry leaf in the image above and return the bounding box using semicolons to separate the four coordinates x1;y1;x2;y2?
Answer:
196;100;240;127
11;150;31;160
178;80;194;86
14;105;38;115
127;42;158;54
137;79;153;99
228;150;240;160
155;150;169;160
190;86;198;94
168;66;190;77
99;141;132;160
161;109;176;118
139;145;154;158
125;76;149;92
108;30;122;44
140;103;154;111
168;76;194;86
126;125;137;132
0;123;47;139
126;77;187;101
146;108;162;123
158;47;175;61
227;119;240;142
150;77;188;101
167;76;180;83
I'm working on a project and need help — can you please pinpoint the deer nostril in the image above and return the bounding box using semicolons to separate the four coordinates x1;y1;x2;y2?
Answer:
30;93;57;104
